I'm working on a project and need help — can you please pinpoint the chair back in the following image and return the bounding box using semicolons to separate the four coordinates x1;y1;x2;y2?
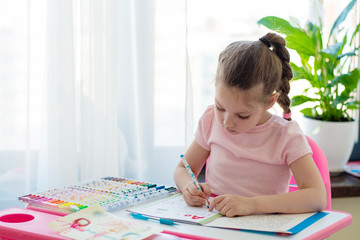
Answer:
289;136;331;210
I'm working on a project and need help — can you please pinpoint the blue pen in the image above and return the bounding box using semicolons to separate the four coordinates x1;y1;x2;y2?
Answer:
131;212;176;225
180;154;210;209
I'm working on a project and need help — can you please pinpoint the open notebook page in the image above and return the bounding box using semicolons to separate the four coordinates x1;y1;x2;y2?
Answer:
128;193;328;234
128;193;221;225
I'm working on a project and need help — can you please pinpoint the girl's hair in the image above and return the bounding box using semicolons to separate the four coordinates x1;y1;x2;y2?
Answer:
216;32;293;120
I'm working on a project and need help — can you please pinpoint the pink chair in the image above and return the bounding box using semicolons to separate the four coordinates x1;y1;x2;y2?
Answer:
289;136;332;210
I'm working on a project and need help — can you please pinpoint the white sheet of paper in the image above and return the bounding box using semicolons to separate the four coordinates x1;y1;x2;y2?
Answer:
128;193;221;225
205;212;316;233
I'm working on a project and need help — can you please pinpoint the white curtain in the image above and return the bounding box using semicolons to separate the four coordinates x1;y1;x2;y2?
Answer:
76;0;121;183
38;0;160;189
38;0;121;190
37;0;78;190
117;0;156;180
0;0;163;210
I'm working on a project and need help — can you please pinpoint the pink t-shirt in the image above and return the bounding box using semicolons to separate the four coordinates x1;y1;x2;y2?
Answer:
195;105;312;197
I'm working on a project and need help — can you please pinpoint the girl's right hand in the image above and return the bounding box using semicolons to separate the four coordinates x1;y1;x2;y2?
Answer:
181;182;211;207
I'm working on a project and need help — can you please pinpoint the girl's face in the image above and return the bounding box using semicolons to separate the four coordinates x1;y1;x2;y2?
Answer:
214;81;276;135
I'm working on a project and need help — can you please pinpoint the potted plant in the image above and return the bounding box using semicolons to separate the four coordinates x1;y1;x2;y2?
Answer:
258;0;360;174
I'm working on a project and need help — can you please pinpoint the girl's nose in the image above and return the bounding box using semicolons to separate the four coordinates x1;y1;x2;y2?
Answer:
223;115;235;128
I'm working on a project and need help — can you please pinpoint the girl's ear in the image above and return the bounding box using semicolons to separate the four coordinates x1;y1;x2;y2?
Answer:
266;92;279;110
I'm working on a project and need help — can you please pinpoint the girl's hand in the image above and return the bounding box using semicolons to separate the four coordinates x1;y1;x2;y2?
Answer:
209;194;256;217
181;182;211;207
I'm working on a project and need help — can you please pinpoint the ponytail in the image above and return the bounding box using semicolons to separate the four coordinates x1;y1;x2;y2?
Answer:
259;33;292;120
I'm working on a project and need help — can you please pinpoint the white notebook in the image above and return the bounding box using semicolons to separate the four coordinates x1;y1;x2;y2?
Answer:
127;193;328;234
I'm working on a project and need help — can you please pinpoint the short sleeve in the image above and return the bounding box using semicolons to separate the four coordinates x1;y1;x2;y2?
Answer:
194;106;214;151
280;121;312;166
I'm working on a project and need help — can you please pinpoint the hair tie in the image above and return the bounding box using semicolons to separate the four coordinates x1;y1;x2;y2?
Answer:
259;37;271;48
283;111;292;120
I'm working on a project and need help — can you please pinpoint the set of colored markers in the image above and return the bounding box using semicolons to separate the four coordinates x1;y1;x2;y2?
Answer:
19;177;177;215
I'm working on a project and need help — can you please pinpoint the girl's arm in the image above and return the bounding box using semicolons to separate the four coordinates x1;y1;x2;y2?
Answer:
209;153;327;216
253;153;327;213
173;140;210;206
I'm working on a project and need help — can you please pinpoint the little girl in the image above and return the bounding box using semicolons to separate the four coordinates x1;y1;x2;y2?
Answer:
173;32;327;217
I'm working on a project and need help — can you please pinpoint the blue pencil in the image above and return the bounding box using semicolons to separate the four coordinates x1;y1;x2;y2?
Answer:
180;154;210;208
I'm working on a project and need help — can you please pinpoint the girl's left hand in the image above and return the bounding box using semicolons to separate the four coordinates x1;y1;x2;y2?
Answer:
209;194;256;217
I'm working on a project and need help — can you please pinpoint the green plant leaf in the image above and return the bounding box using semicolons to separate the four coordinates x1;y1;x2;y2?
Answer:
290;62;320;88
291;95;318;107
329;0;357;39
319;51;333;61
300;108;318;117
258;16;315;55
307;22;323;51
333;94;351;106
330;69;360;93
340;34;348;54
299;52;310;63
289;16;302;28
346;100;360;106
350;23;360;45
257;16;301;35
337;51;356;59
345;100;360;110
290;63;310;80
346;105;360;110
286;34;316;56
321;42;343;57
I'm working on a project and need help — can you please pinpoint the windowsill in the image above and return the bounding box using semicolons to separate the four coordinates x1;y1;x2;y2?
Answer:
331;172;360;198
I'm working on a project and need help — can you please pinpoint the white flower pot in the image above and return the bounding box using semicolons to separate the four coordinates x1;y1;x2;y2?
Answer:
299;116;357;174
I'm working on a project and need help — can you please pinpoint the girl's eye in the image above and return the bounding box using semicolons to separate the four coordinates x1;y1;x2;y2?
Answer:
215;105;225;112
237;115;249;119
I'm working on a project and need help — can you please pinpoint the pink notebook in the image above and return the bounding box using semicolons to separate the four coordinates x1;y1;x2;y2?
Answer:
344;161;360;177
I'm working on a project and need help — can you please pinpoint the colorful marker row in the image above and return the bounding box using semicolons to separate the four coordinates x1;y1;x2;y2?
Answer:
19;177;177;214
